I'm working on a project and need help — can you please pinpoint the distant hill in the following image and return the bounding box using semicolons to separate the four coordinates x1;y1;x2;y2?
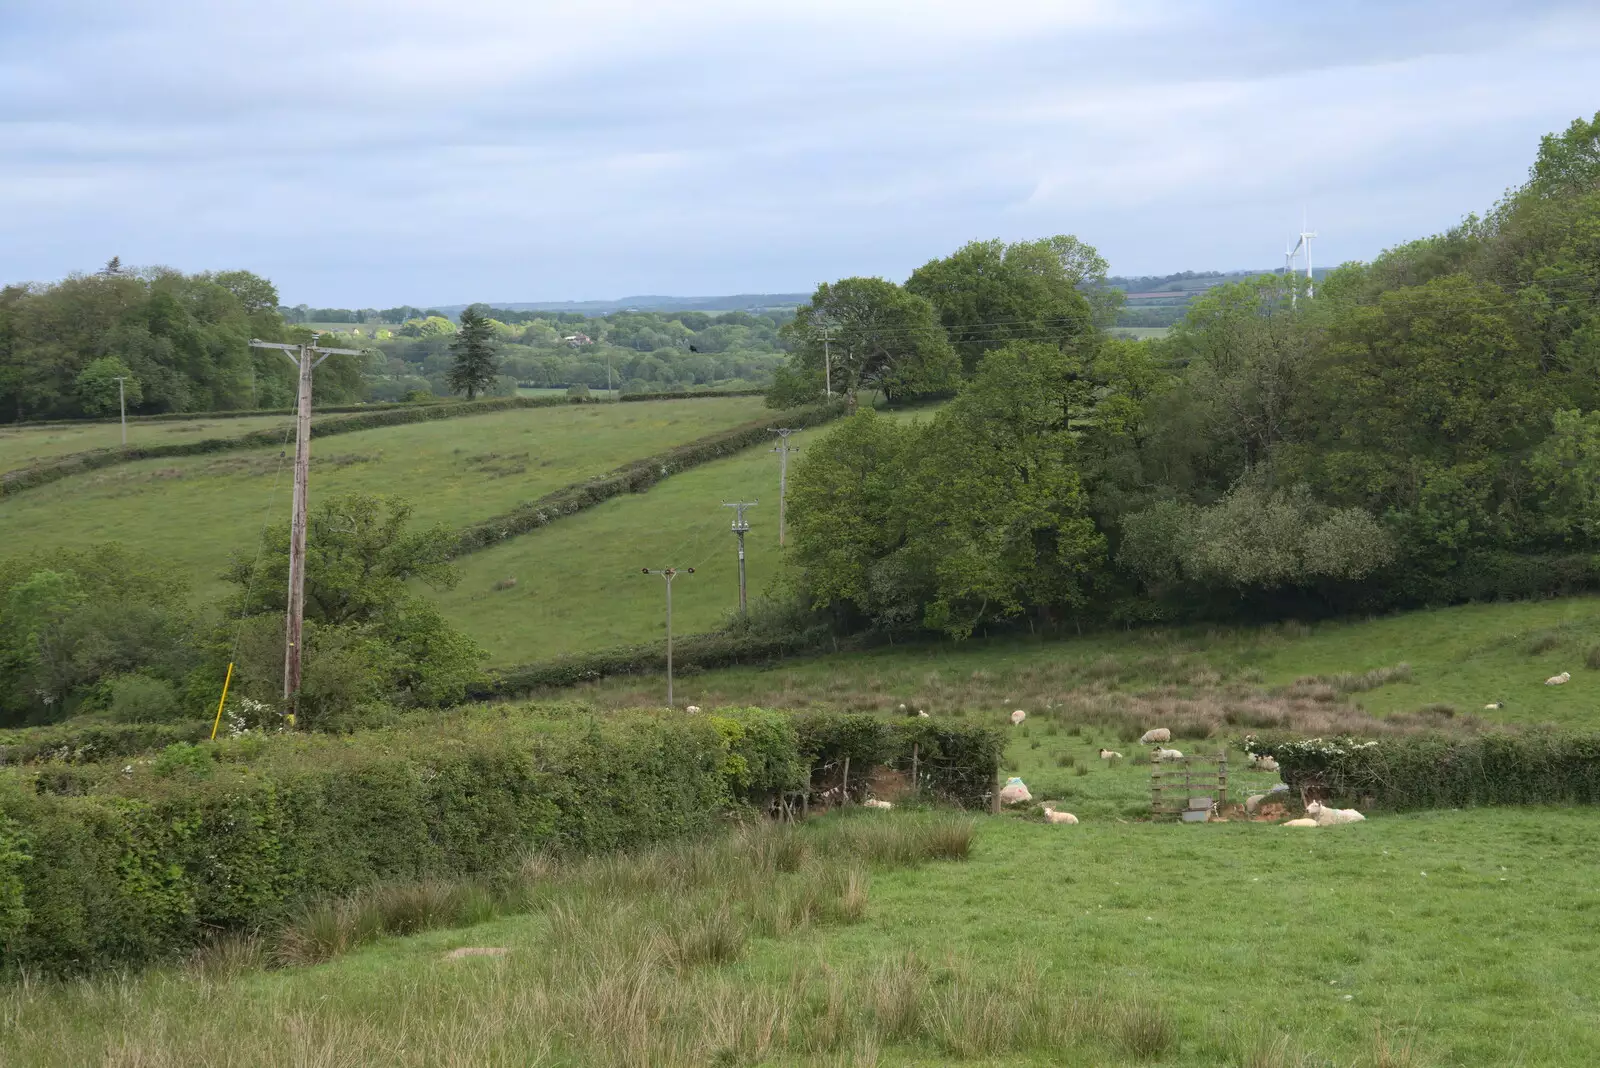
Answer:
1102;267;1334;326
432;294;810;317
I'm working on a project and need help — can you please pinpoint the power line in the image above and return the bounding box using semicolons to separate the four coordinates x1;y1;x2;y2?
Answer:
722;500;758;617
640;566;694;707
770;429;799;547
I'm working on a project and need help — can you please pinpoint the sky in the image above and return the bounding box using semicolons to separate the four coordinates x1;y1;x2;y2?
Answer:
2;0;1596;307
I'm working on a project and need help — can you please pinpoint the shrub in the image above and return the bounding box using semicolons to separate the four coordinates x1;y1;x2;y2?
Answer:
1248;732;1600;809
106;675;182;722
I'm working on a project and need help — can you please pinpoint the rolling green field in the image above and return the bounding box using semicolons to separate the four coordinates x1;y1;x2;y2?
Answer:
6;805;1595;1066
437;405;939;663
0;397;766;598
0;414;299;471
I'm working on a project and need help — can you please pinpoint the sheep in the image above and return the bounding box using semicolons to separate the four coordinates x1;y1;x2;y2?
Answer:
1245;794;1265;814
1009;709;1027;725
917;710;930;719
492;576;517;591
1545;671;1571;686
1040;802;1079;825
1151;747;1184;762
1139;728;1171;744
1247;753;1280;773
1099;748;1123;760
1305;800;1365;826
898;703;908;714
685;705;701;714
1484;701;1505;710
1282;818;1320;828
862;798;893;810
998;776;1032;804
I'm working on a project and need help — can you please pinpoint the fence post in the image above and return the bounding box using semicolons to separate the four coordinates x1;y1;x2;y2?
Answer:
911;743;920;798
842;756;851;805
990;769;1001;814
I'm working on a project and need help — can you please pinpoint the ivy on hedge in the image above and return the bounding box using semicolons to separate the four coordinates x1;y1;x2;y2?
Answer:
0;703;999;975
1247;731;1600;809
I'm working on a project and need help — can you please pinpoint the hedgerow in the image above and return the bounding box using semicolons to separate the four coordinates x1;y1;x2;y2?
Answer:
0;703;999;975
453;400;846;555
1247;731;1600;809
0;721;209;768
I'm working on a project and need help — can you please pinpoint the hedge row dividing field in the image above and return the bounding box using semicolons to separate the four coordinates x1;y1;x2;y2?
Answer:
0;705;1000;975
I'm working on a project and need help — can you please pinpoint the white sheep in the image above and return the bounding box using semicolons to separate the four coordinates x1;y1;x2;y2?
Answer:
862;798;893;810
1247;753;1280;772
1040;802;1079;825
685;705;701;714
1545;671;1571;686
998;776;1032;804
1281;818;1319;828
1009;709;1027;725
1152;747;1184;762
917;710;930;719
1484;701;1505;710
1099;748;1123;760
1245;794;1265;814
1305;800;1365;826
1139;728;1171;744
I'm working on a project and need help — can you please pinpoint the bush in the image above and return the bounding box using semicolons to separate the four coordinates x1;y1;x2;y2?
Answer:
1248;732;1600;809
106;675;182;722
0;720;207;766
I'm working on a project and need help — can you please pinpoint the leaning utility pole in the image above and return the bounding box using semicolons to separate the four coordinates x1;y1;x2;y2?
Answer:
641;566;694;706
248;335;364;720
722;501;758;617
113;376;129;445
770;429;799;547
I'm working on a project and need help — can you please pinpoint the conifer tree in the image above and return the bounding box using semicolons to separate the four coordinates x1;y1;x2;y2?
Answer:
447;305;498;400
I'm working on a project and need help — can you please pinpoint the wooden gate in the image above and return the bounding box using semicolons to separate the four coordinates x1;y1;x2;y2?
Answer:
1150;750;1229;821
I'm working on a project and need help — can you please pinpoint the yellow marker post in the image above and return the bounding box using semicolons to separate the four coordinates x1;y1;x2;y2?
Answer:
209;662;235;741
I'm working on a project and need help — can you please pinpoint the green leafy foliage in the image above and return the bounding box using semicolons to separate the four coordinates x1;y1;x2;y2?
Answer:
781;277;959;405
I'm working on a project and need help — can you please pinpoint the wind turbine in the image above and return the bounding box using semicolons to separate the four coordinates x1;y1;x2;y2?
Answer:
1285;213;1318;304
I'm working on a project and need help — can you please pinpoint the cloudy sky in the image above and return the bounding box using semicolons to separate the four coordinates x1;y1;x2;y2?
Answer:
3;0;1595;307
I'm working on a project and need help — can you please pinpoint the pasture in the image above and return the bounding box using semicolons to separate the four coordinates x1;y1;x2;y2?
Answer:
0;396;766;598
4;806;1594;1066
0;414;299;472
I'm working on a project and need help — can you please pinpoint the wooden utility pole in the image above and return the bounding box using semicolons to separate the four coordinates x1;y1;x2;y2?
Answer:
112;376;129;445
641;566;694;706
770;429;799;547
249;336;363;720
722;501;757;617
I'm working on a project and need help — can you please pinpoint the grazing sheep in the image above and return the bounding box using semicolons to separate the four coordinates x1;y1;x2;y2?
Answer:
1484;701;1505;710
1306;800;1365;826
1010;709;1027;725
1247;753;1280;772
1040;803;1079;825
1545;671;1571;686
1099;748;1123;760
1282;818;1319;828
863;798;893;810
685;705;701;714
999;776;1032;804
1151;747;1184;762
1139;728;1171;744
1245;794;1265;814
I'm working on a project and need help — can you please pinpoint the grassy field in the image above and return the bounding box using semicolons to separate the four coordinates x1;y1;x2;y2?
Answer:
0;414;301;471
0;397;767;598
5;806;1595;1066
1109;326;1171;340
553;594;1600;733
436;406;940;663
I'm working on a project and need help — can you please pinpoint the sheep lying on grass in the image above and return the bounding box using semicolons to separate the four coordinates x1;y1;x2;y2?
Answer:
1306;800;1365;825
685;705;701;714
1099;748;1123;760
1545;671;1571;686
863;798;893;810
1282;818;1319;828
1151;747;1184;762
1040;802;1079;825
1139;728;1171;744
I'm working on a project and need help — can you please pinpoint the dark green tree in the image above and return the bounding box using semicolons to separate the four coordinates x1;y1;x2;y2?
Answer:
446;305;498;399
779;277;957;406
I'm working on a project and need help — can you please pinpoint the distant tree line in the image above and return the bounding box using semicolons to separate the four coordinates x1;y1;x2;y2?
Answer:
776;111;1600;638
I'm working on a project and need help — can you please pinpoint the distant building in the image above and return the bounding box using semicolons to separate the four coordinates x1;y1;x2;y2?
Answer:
563;333;593;347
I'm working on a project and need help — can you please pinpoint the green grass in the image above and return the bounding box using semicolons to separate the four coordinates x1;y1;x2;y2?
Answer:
7;808;1595;1065
0;397;767;598
0;414;300;471
556;595;1600;732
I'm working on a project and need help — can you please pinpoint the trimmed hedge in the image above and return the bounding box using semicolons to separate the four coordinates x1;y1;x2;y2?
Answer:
795;712;1005;809
453;400;846;555
0;704;999;975
1249;732;1600;810
618;389;767;402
